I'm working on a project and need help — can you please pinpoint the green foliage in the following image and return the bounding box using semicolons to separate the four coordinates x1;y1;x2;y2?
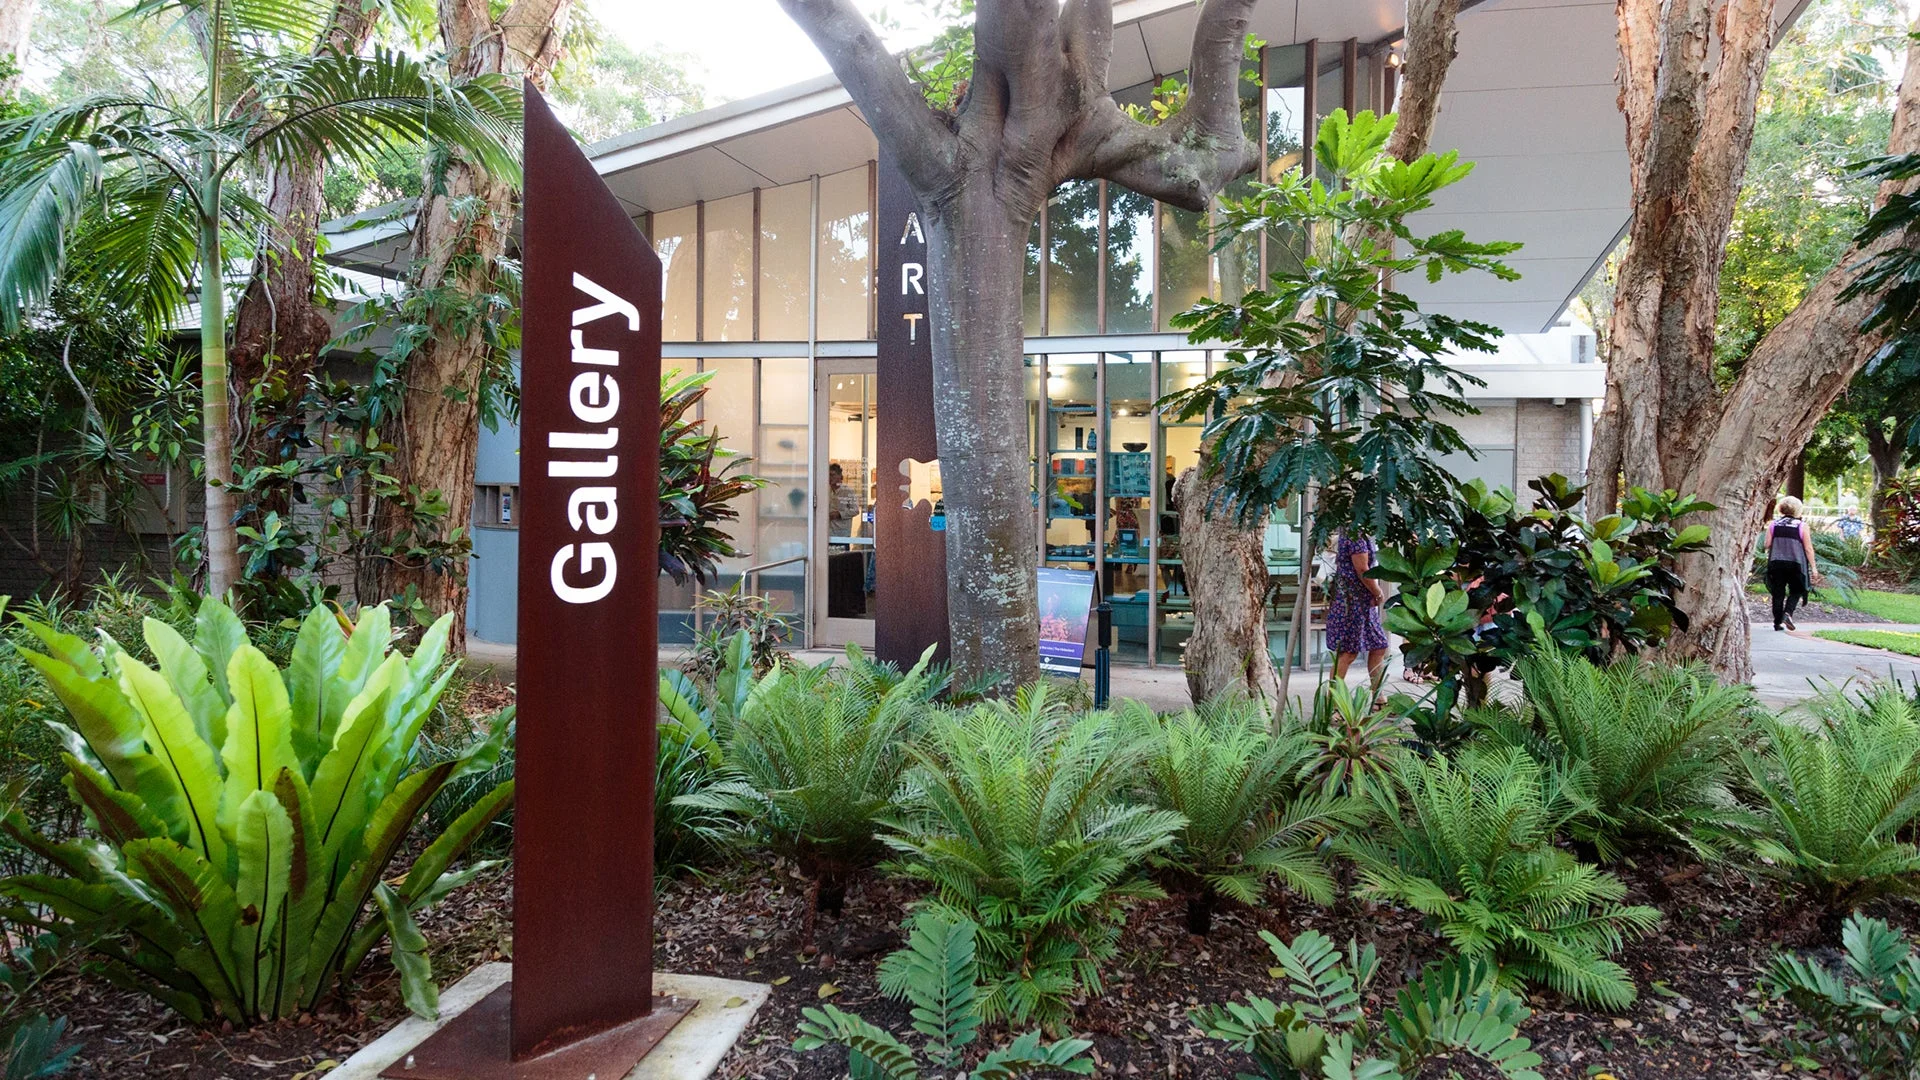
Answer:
1340;748;1661;1009
1741;685;1920;919
679;648;939;913
1765;912;1920;1077
659;370;768;586
682;587;791;686
1139;698;1362;934
1158;109;1519;543
1303;674;1404;796
1478;649;1754;861
794;913;1095;1079
652;683;728;877
0;599;512;1024
0;1014;76;1080
1372;476;1713;735
883;686;1183;1027
1814;627;1920;655
1191;929;1544;1080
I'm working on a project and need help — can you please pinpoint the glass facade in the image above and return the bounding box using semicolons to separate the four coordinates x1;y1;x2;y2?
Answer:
620;38;1386;657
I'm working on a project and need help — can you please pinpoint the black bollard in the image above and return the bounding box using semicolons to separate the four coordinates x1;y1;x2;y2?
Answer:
1093;600;1113;708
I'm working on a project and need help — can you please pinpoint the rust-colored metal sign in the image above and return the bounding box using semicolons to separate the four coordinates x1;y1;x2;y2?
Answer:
874;156;950;667
384;82;689;1079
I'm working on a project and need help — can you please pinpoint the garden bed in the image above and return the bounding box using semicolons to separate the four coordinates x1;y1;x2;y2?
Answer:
35;852;1910;1079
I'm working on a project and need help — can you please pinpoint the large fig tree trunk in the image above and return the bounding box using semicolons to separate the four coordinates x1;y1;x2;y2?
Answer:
923;194;1041;680
781;0;1261;686
1176;464;1274;701
1588;2;1920;679
1180;0;1463;702
373;0;570;639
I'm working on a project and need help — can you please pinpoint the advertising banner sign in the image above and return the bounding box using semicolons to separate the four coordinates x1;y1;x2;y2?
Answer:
1036;567;1097;676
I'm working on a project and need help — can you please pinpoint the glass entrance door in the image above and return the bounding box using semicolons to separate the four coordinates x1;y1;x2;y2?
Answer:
814;359;879;648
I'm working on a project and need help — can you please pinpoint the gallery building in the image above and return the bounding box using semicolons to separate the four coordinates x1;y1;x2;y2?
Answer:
325;0;1636;666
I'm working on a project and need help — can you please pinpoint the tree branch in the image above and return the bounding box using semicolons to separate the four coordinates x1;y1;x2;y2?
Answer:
779;0;958;194
1385;0;1462;162
1080;0;1259;209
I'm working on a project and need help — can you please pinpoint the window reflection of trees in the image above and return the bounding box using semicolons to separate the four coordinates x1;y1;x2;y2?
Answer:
818;167;872;341
1105;187;1154;333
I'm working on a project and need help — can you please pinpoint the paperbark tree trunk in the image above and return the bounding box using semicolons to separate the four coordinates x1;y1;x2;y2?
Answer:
0;0;37;91
781;0;1263;686
1587;2;1920;679
1176;464;1274;702
229;0;379;443
372;0;570;639
1179;0;1462;703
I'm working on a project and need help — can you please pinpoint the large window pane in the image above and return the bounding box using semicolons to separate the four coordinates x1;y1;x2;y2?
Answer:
1265;44;1310;278
654;205;697;342
1043;354;1098;570
1156;352;1207;664
1315;47;1346;185
1046;180;1099;335
817;166;872;340
1104;353;1154;662
1104;187;1155;333
757;357;811;616
1158;203;1210;330
704;193;753;341
759;181;812;340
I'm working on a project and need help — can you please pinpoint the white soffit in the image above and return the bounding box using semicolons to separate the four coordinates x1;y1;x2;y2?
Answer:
325;0;1802;335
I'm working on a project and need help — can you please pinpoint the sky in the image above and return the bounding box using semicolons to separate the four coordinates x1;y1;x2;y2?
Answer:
595;0;943;105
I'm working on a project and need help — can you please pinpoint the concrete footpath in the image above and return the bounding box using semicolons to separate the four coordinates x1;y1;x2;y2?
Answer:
465;619;1920;713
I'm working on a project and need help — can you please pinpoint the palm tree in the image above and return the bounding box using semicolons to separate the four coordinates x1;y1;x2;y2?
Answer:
0;0;518;597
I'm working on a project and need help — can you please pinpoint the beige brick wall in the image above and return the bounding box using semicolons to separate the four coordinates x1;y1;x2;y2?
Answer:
1513;401;1585;507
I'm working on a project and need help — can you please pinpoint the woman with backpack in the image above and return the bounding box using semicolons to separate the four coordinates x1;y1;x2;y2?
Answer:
1763;496;1819;632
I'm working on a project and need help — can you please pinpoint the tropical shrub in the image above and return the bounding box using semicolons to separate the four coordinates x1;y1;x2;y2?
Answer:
0;910;82;1079
793;913;1095;1078
1765;913;1920;1078
653;697;729;877
1136;698;1364;934
1372;476;1713;714
1340;748;1661;1009
680;648;938;914
658;370;768;587
0;600;512;1024
1742;686;1920;926
1478;649;1754;860
1191;929;1544;1080
681;583;791;685
883;686;1183;1027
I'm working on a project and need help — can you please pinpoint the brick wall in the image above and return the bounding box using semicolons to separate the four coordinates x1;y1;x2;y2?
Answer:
1513;401;1586;506
0;485;186;600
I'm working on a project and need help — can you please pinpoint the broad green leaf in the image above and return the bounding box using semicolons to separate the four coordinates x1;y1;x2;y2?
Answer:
124;838;248;1022
193;598;249;702
62;754;170;847
286;605;346;771
144;618;228;750
18;647;159;793
221;646;300;823
233;789;294;1018
373;882;438;1020
307;659;401;889
13;614;104;678
397;779;513;905
116;656;226;868
267;766;321;1016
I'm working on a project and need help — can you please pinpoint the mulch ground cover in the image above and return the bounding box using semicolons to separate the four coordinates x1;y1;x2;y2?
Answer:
33;847;1920;1079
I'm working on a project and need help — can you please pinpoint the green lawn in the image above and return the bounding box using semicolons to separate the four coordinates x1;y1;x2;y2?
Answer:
1827;588;1920;623
1814;628;1920;656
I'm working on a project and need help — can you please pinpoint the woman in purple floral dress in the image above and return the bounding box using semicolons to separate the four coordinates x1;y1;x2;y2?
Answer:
1326;530;1389;680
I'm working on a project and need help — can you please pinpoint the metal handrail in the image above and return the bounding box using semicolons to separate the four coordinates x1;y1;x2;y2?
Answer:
741;554;806;577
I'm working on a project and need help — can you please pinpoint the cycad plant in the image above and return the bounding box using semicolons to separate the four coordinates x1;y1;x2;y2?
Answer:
0;600;511;1024
1765;913;1920;1077
1340;748;1661;1009
1478;648;1754;861
883;685;1184;1028
0;0;520;594
679;648;938;915
793;914;1095;1079
1742;686;1920;929
1192;930;1545;1080
1135;698;1364;935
